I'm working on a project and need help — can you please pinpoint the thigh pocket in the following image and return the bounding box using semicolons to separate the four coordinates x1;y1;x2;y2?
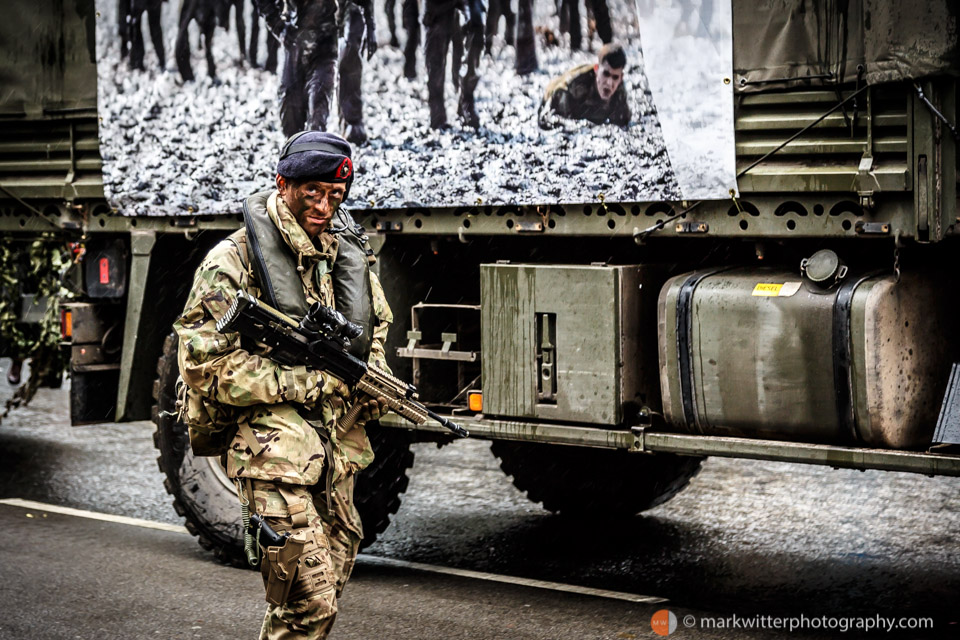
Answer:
287;531;337;604
261;529;337;607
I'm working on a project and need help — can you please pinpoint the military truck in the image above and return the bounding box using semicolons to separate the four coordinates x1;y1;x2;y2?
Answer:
1;0;958;566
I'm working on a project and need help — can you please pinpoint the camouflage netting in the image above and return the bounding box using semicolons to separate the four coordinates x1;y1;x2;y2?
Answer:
0;239;73;425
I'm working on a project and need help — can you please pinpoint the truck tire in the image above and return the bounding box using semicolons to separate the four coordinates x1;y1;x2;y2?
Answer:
490;440;702;517
353;427;415;547
152;335;247;566
152;334;415;566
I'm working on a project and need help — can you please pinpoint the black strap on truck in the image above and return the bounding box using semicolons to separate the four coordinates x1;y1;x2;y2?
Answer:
832;270;883;443
676;268;730;433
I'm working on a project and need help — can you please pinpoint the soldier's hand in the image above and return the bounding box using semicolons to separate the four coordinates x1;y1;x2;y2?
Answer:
318;372;352;400
357;396;389;424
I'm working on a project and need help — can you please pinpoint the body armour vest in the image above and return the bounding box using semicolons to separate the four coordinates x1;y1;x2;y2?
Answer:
242;190;375;361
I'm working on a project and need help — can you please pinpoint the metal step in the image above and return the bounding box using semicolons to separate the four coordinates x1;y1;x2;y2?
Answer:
380;414;960;477
637;432;960;477
933;363;960;447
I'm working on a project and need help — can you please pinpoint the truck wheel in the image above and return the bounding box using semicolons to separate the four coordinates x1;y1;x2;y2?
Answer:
152;334;415;565
490;441;702;517
152;334;247;566
352;427;415;549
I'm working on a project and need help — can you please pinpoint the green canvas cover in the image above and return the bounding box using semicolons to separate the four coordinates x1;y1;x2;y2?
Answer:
0;0;98;115
733;0;960;92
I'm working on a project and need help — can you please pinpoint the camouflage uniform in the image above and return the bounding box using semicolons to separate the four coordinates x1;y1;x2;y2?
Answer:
538;63;631;128
175;191;392;639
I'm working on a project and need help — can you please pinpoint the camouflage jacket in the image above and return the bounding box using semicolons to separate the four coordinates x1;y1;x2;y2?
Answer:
174;191;392;489
539;63;631;128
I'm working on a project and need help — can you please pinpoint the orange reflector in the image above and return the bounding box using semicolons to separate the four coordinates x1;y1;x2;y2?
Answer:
60;308;72;340
467;391;483;412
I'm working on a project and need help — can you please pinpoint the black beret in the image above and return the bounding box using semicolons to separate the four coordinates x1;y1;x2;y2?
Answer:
276;131;354;196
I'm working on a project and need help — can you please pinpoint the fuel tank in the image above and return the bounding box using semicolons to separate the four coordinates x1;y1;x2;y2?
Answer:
657;261;954;449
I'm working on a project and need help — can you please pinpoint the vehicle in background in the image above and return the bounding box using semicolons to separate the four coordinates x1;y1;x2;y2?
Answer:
1;0;957;565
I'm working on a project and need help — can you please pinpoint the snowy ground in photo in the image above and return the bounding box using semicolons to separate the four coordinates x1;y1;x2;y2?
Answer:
95;0;685;215
635;0;737;200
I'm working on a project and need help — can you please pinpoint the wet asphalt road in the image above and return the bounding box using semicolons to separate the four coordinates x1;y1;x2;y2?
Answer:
1;366;959;638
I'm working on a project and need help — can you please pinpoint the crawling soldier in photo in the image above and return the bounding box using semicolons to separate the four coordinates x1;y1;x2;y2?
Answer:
538;42;631;129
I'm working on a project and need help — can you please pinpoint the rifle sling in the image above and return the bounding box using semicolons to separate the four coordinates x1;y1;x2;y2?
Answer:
294;404;337;517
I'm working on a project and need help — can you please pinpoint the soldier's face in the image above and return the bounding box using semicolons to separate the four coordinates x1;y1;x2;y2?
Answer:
595;62;624;101
277;175;346;238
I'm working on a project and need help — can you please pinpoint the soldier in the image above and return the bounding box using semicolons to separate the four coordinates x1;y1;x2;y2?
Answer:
338;3;376;143
538;42;630;128
175;131;392;640
219;0;249;67
174;0;221;81
401;0;421;78
249;2;280;73
385;0;401;46
588;0;613;47
484;0;514;53
119;0;166;71
557;0;612;51
254;0;377;141
383;0;420;77
423;0;484;129
515;0;537;74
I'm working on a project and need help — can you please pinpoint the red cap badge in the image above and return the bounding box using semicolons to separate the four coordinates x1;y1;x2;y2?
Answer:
336;158;353;180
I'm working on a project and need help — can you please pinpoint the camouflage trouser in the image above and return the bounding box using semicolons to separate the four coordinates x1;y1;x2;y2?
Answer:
246;478;362;640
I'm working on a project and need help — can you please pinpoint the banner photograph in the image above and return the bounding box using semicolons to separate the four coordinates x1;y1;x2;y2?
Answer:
94;0;736;214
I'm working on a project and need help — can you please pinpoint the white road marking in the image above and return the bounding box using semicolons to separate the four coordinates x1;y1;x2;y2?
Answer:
0;497;667;605
0;498;189;534
355;554;668;604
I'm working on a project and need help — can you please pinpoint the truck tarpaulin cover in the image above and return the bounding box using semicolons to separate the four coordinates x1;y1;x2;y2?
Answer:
88;0;737;214
733;0;960;92
0;0;98;115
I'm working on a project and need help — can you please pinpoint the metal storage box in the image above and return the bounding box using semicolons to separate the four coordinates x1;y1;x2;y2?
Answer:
658;267;954;449
480;263;661;425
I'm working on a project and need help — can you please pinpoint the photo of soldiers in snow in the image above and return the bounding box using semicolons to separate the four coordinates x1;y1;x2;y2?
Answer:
93;0;738;213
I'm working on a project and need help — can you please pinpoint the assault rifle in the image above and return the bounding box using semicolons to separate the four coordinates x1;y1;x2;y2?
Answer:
216;290;469;438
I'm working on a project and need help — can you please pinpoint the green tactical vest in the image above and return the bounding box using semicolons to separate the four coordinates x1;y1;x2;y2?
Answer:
242;190;376;361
